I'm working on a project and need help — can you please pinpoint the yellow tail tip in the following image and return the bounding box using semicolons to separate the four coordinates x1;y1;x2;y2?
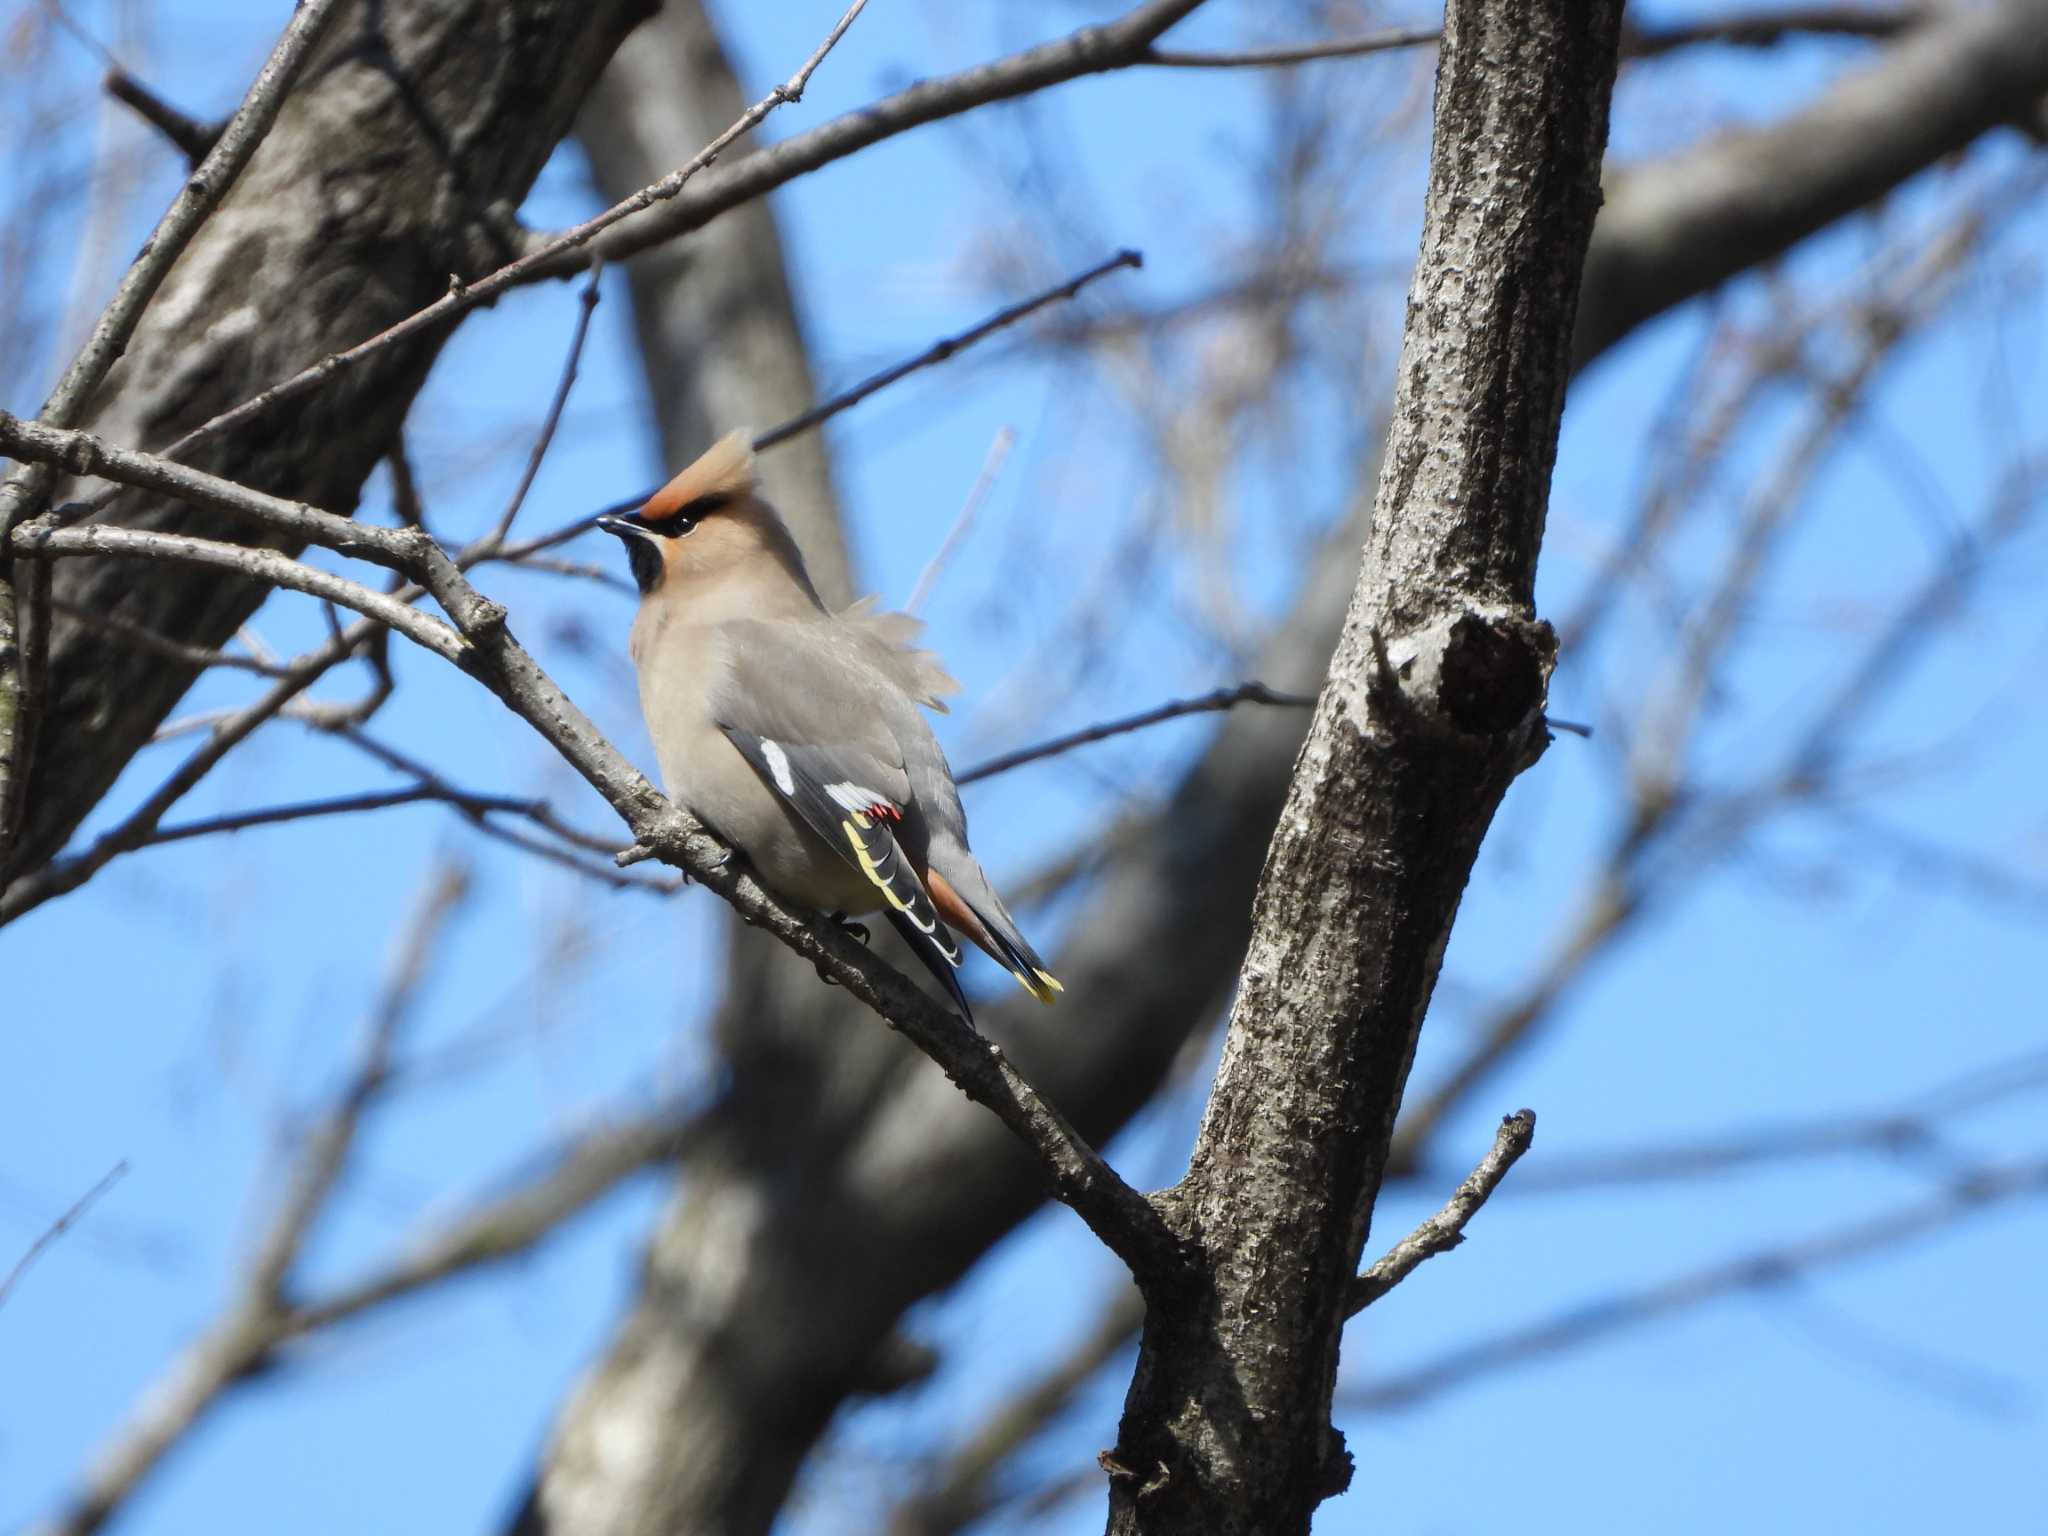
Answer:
1012;968;1064;1005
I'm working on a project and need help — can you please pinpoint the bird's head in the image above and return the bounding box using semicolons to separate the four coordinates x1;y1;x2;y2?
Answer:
597;429;813;600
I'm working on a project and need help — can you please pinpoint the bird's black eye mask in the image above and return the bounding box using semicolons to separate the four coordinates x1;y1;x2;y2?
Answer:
596;492;736;594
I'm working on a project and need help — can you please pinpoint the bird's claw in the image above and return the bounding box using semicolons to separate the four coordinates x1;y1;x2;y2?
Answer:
814;911;872;986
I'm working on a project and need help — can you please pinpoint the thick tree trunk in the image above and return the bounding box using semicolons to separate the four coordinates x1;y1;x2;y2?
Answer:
1105;1;1621;1529
1;0;646;882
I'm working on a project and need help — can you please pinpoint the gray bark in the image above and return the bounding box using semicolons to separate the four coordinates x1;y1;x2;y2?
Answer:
1106;0;1620;1523
1;0;647;881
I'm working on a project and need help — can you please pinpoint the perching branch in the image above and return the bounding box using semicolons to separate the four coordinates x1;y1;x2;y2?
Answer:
0;362;1177;1290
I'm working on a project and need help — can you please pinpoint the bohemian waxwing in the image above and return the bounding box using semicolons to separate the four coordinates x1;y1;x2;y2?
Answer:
597;430;1061;1020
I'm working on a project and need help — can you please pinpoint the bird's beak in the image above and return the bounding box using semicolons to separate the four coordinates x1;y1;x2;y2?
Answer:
596;513;660;544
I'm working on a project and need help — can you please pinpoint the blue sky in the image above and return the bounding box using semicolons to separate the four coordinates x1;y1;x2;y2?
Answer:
3;3;2045;1533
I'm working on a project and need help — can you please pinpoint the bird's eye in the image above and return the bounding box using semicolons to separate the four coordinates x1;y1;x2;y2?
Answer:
669;514;699;537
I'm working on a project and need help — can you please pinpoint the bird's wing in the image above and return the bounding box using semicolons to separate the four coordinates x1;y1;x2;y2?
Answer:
711;621;970;1017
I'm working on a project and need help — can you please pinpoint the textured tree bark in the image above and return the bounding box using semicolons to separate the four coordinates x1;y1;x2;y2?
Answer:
0;0;647;883
1103;0;1621;1528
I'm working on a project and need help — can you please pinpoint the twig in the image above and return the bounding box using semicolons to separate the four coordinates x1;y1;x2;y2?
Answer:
1347;1111;1535;1316
958;682;1314;785
0;620;376;925
1346;1152;2048;1412
46;598;292;676
2;0;342;499
387;435;428;532
1134;8;1924;69
907;427;1014;616
104;71;220;163
1504;1046;2048;1192
1143;27;1439;68
0;1162;128;1310
482;262;605;548
249;864;472;1295
41;3;220;161
147;786;536;845
753;250;1143;451
1624;4;1924;59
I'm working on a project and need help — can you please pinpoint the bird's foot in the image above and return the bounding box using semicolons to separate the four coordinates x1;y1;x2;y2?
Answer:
814;912;871;986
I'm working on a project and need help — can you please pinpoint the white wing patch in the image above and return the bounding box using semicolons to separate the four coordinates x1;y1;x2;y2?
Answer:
826;780;892;814
760;739;796;795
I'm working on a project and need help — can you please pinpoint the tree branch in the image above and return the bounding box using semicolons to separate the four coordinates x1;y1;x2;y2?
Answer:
1105;0;1622;1525
958;682;1314;786
751;249;1143;451
0;1162;128;1312
0;367;1177;1288
1347;1110;1535;1316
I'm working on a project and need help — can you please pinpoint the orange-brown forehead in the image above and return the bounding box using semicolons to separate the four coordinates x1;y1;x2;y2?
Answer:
640;488;737;528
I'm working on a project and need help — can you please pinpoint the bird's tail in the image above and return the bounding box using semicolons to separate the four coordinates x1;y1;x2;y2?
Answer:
926;856;1063;1005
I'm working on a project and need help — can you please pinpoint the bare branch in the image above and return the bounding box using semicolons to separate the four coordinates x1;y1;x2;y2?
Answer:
46;598;293;676
906;426;1014;616
490;251;1151;566
1347;1111;1536;1316
0;619;376;925
958;682;1314;785
1574;0;2048;368
288;1105;711;1333
0;1162;128;1311
1142;27;1438;68
482;263;605;549
1625;5;1924;59
247;864;472;1297
12;522;466;666
751;249;1143;452
103;70;220;163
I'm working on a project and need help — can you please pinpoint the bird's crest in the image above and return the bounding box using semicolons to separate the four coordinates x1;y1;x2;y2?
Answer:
640;428;759;527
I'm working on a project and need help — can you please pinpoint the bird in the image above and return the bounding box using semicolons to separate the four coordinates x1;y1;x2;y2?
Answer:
596;429;1061;1020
